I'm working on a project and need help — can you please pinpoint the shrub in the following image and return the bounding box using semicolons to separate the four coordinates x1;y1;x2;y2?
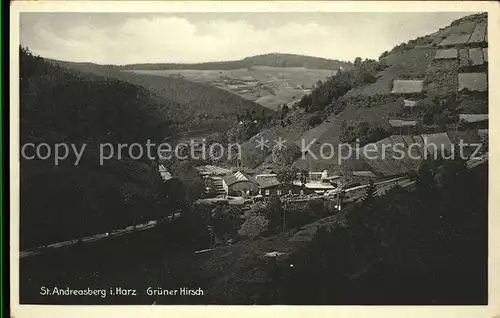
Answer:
308;113;323;127
212;206;243;241
238;215;269;239
266;194;284;233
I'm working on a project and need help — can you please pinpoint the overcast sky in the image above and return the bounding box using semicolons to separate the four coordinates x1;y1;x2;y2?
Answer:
20;12;475;65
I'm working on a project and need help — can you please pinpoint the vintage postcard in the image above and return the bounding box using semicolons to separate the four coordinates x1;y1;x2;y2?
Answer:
9;1;500;317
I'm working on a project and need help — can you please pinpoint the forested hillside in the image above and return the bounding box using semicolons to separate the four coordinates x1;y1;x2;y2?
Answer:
47;58;274;138
20;48;176;249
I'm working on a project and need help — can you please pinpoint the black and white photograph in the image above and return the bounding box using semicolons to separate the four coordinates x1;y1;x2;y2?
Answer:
11;2;497;312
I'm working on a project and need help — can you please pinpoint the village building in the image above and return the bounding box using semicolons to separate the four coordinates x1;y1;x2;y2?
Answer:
298;181;336;194
257;178;304;196
222;171;259;196
255;170;339;196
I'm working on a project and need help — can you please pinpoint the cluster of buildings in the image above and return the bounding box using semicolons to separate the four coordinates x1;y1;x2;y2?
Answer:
195;167;378;199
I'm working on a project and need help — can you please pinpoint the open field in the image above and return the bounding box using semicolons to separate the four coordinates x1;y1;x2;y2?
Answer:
126;66;335;110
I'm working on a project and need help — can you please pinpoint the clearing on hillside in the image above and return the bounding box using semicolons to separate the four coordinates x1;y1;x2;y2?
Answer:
439;34;472;47
469;48;485;66
458;73;488;92
459;114;488;123
467;23;487;44
388;119;417;127
391;80;424;94
434;49;458;60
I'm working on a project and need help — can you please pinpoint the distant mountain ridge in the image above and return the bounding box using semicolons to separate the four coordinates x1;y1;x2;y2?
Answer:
120;53;353;71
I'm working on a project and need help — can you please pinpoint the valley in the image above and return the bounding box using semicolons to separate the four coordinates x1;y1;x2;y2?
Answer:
127;66;336;110
17;11;489;306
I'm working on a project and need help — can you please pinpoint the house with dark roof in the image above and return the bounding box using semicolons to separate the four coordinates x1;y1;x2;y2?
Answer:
222;171;260;196
257;177;305;196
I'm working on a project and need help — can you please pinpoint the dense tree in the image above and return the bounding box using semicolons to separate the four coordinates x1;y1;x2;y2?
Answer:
272;144;302;168
168;160;205;205
307;112;323;127
361;179;376;208
340;121;390;145
266;158;487;304
266;194;284;233
211;206;242;241
276;168;298;186
354;57;362;67
298;59;383;113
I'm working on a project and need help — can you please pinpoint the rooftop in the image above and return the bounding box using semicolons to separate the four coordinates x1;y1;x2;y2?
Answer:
223;171;257;187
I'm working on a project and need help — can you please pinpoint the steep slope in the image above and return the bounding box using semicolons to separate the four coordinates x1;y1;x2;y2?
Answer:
294;13;488;172
240;13;488;173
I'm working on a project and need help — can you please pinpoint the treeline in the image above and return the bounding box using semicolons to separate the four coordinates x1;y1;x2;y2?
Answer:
298;58;385;113
265;156;487;304
121;53;353;71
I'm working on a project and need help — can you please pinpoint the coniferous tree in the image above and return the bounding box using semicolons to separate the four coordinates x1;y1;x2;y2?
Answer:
362;179;376;209
266;194;284;233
